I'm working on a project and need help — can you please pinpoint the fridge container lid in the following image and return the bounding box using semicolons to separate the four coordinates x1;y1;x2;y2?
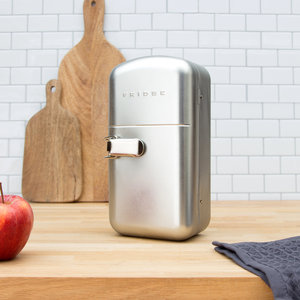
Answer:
109;56;205;126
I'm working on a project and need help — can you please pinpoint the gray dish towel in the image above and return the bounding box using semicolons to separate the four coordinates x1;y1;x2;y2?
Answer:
213;236;300;300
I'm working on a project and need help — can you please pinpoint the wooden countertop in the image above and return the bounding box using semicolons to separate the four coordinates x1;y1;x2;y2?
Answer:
1;201;300;299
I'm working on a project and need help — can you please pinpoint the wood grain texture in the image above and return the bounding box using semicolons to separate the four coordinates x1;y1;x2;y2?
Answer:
0;278;272;300
2;201;300;299
58;0;125;202
22;79;82;203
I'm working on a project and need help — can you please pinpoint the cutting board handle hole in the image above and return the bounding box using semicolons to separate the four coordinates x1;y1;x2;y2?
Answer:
51;86;56;93
91;1;96;7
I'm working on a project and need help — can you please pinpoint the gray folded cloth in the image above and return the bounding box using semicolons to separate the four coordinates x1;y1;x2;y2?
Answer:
213;236;300;300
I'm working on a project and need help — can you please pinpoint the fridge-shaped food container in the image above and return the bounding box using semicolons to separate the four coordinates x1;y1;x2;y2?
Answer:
106;56;210;240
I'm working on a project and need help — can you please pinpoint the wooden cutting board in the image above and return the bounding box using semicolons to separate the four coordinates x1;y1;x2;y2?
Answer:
22;79;82;203
58;0;125;202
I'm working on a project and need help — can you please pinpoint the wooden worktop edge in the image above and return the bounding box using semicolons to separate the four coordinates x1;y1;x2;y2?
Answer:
1;277;273;299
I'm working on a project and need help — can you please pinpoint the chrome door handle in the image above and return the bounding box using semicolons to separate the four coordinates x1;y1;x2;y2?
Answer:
105;136;145;159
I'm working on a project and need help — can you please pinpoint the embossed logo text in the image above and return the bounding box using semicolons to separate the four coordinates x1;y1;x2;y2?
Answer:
122;91;166;98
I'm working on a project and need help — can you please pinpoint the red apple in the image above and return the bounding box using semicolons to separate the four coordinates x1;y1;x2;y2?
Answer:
0;183;34;261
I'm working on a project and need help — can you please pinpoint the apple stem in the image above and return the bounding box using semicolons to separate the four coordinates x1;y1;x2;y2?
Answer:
0;182;4;204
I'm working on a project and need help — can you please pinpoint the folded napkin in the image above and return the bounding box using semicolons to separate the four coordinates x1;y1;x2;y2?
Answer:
213;236;300;300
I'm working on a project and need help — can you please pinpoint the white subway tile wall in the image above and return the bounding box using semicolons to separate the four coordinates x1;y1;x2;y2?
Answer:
0;0;299;199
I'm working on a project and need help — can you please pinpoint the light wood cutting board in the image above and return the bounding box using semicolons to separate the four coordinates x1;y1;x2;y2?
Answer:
58;0;125;202
22;79;82;203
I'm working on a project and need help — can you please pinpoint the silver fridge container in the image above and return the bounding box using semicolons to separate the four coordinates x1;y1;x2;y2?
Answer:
106;56;211;241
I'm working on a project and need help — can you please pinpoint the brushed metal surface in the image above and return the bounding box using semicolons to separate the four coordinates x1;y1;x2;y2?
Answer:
108;56;210;240
109;56;193;126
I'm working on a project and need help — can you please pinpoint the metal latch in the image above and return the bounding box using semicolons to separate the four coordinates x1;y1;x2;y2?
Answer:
105;136;145;159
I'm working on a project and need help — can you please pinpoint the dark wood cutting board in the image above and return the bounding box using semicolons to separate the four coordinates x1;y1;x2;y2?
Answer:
22;79;82;203
58;0;125;202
